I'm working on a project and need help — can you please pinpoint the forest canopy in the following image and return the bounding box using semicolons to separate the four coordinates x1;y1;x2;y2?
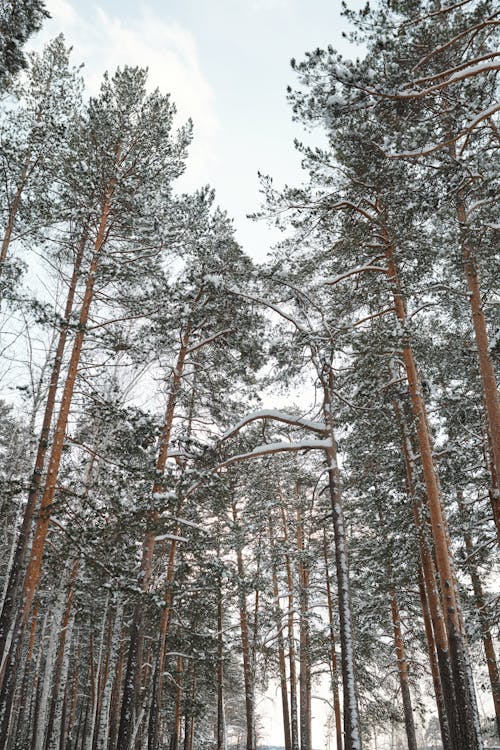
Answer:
0;2;498;749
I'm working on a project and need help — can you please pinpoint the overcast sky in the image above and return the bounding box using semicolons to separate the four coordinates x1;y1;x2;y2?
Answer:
29;3;365;745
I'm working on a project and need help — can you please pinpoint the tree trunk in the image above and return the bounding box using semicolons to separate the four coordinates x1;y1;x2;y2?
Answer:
297;507;311;750
217;576;226;750
232;502;256;750
44;559;79;750
121;329;191;750
323;532;343;750
459;496;500;739
280;505;299;750
269;517;292;750
388;588;417;750
321;364;361;750
381;214;482;750
449;142;500;541
169;655;183;750
96;595;124;750
0;226;88;668
392;389;453;750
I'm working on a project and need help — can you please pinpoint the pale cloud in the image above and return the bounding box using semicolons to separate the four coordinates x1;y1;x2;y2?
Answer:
30;0;220;187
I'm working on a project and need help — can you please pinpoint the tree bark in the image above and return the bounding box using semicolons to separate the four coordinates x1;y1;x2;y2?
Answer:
0;225;88;668
121;328;191;750
269;517;292;750
280;504;299;750
297;507;311;750
449;140;500;542
381;213;482;750
232;502;256;750
459;495;500;739
388;587;418;750
217;575;226;750
44;559;79;750
321;364;361;750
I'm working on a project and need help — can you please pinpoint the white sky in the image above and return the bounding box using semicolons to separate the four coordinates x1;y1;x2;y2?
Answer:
29;2;366;746
30;0;365;263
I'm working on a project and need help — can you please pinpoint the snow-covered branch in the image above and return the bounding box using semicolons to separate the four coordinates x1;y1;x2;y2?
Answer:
221;409;328;441
186;328;236;354
212;438;333;471
322;264;387;286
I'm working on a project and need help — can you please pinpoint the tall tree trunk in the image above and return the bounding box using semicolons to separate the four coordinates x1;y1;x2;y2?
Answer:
269;517;292;750
459;495;500;739
44;559;79;750
280;504;299;750
120;328;191;750
0;183;117;741
232;502;256;750
393;390;453;750
381;213;482;750
0;226;88;667
169;655;183;750
297;507;311;750
96;595;124;750
217;574;226;750
322;531;343;750
321;364;361;750
449;141;500;541
388;588;417;750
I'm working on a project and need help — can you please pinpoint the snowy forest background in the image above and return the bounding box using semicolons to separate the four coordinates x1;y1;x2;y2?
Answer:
0;1;498;749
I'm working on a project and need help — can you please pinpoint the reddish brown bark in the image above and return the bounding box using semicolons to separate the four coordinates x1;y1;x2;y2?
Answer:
0;226;88;667
19;185;115;630
417;571;451;750
449;138;500;542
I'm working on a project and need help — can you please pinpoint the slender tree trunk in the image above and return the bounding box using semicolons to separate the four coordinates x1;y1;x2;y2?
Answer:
96;595;124;750
66;631;80;749
392;390;453;750
381;214;482;750
280;504;299;750
388;588;418;750
169;656;183;750
32;569;68;750
323;532;343;750
0;151;34;272
459;496;500;739
321;364;361;750
269;517;292;750
121;329;191;750
87;597;110;750
44;559;79;750
417;570;451;750
0;185;116;740
217;575;226;750
449;142;500;540
297;507;311;750
108;644;124;750
0;226;88;668
232;502;256;750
